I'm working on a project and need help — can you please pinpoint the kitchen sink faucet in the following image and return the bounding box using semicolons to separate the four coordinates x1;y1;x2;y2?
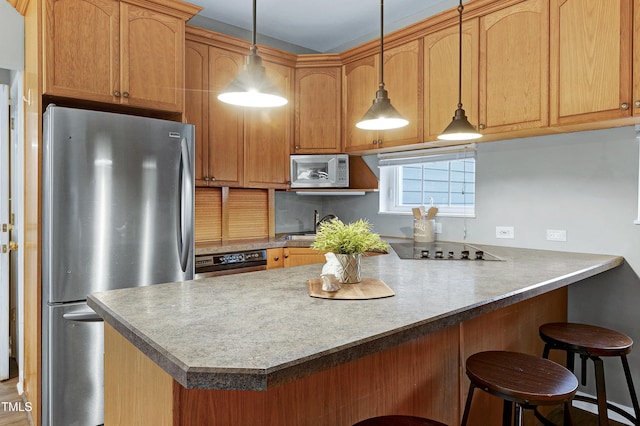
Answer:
314;210;338;232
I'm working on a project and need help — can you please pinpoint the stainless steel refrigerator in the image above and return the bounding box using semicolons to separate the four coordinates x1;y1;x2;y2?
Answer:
41;105;194;426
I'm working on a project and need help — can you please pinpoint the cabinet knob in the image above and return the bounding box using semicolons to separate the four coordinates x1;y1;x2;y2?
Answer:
284;254;289;258
372;139;378;145
210;176;215;181
621;102;630;110
204;176;210;181
635;100;640;108
478;124;486;130
274;256;280;261
113;91;121;97
295;145;300;150
123;92;129;98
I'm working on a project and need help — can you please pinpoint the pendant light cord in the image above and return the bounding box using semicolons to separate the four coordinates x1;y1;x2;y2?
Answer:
250;0;257;53
378;0;385;91
456;0;463;109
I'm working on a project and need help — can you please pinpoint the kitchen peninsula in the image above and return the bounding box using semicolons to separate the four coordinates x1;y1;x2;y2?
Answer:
88;245;623;425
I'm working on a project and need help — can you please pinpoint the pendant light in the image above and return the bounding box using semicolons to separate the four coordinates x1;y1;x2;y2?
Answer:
356;0;409;131
217;0;288;108
437;0;481;141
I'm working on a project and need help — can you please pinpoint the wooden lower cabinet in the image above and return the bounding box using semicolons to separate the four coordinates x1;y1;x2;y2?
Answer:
104;288;567;426
284;247;326;268
267;248;284;269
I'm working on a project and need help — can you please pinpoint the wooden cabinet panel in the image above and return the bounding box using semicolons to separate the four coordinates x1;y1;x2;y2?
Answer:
244;61;292;188
185;40;209;187
378;39;423;148
194;188;222;242
208;46;244;186
424;20;479;141
227;188;269;240
635;0;640;116
267;248;284;269
44;0;120;104
479;0;549;134
294;67;342;153
283;247;326;268
343;55;380;152
550;0;633;125
120;2;184;112
43;0;196;113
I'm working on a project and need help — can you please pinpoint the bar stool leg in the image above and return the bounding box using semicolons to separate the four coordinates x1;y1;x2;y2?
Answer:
563;401;574;426
461;383;475;426
621;354;640;422
513;403;523;426
592;357;609;426
502;400;513;426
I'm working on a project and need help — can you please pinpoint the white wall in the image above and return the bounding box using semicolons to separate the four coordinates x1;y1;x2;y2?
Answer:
288;125;640;410
0;1;24;71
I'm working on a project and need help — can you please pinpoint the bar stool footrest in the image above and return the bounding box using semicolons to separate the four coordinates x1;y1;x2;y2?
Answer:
573;394;638;425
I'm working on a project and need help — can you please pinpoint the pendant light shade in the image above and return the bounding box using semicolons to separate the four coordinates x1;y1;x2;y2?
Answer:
217;0;287;108
356;0;409;131
438;0;481;141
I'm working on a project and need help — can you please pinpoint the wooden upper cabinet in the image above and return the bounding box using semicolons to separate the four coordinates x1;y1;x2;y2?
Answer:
185;40;209;187
424;19;479;141
294;66;342;153
43;0;199;113
44;0;120;104
343;39;422;153
343;55;380;152
635;0;640;116
244;60;292;188
550;0;633;125
479;0;549;134
120;2;185;111
208;46;245;187
378;39;423;148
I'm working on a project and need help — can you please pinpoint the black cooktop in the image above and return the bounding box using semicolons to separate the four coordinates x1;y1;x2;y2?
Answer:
390;241;503;261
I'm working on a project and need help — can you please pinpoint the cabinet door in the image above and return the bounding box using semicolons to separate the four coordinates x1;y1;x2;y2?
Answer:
244;61;292;188
185;41;210;187
267;248;284;269
294;67;342;153
479;0;549;134
343;55;380;152
377;39;423;149
635;0;640;116
44;0;119;103
424;20;479;141
550;0;633;125
283;247;326;268
208;46;244;186
120;2;184;112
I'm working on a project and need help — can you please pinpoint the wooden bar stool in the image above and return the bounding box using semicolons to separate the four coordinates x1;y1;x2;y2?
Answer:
353;415;447;426
461;351;578;426
539;322;640;426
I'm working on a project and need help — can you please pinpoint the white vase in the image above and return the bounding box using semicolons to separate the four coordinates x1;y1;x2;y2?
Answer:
335;253;362;283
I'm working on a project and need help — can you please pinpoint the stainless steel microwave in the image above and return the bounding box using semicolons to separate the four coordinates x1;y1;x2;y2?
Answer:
290;154;349;188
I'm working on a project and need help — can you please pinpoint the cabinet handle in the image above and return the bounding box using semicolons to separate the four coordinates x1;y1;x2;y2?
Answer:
210;176;215;181
634;100;640;108
479;124;486;130
274;256;280;261
203;176;209;181
372;140;378;145
113;91;121;97
284;254;289;258
295;145;300;150
123;92;129;98
620;102;630;110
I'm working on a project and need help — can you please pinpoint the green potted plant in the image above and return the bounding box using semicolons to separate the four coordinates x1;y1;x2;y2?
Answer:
311;219;389;283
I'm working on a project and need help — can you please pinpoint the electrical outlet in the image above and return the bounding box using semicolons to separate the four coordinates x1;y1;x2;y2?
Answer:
496;226;514;239
434;222;442;234
546;229;567;242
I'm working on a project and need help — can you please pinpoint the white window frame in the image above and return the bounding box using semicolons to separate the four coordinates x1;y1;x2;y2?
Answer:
378;144;476;217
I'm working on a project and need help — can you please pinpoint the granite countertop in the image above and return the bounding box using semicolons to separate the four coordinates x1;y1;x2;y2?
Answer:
87;244;623;391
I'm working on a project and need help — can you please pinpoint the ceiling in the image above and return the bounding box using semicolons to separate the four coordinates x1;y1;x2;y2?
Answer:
187;0;459;53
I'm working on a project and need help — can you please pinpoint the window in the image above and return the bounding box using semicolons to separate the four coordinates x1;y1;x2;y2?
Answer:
378;145;476;217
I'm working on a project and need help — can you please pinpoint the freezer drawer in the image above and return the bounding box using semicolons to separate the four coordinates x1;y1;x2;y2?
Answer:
43;302;104;426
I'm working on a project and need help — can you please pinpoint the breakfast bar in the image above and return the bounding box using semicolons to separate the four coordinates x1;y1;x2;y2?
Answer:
87;245;623;425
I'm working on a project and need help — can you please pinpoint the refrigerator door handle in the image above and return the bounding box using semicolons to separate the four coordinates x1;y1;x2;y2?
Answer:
178;136;194;273
62;310;103;322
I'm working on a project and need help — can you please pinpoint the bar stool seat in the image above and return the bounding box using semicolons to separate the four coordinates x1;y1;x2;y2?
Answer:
540;322;640;426
461;351;578;426
353;415;447;426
